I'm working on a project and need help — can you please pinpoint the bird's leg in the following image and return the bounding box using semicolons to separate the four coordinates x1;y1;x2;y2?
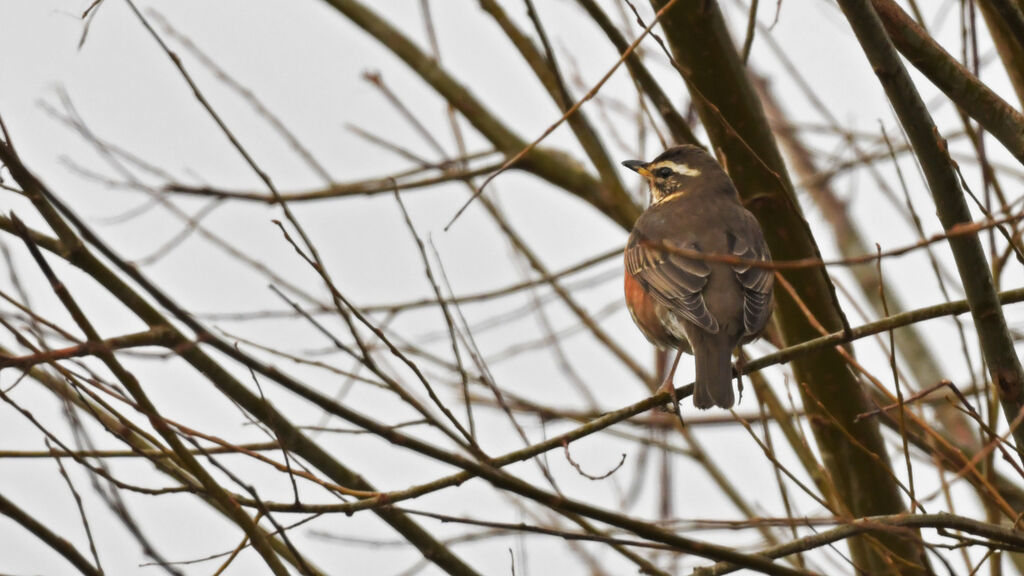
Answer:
734;348;746;404
655;348;685;411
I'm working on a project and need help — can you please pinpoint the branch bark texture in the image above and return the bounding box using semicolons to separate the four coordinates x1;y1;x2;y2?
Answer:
835;0;1024;464
648;1;930;573
873;0;1024;164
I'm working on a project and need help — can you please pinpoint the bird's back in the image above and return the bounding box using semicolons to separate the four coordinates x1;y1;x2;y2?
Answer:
631;190;748;342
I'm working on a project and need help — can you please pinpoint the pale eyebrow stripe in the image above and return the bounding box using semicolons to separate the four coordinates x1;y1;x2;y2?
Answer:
647;160;701;177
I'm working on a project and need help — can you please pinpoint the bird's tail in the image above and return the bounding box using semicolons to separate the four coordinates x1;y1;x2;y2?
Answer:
692;333;735;409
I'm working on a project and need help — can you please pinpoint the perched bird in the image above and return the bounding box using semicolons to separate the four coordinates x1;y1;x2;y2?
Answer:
622;145;773;409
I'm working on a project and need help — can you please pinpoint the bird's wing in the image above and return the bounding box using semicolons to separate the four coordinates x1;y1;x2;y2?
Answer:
727;214;774;337
625;235;719;334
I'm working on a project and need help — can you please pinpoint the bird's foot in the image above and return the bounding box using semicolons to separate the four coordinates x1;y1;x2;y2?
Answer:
654;378;680;413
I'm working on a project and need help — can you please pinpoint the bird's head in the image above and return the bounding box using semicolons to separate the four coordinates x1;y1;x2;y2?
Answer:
622;145;728;204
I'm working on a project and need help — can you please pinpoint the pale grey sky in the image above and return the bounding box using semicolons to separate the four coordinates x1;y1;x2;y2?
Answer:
1;1;1021;574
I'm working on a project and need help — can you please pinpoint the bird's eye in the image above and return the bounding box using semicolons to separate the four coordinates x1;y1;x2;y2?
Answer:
656;167;674;178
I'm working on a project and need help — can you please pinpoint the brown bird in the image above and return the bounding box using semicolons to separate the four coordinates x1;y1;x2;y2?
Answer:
622;145;773;409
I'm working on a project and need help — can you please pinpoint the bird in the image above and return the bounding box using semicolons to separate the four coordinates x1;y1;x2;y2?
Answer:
622;145;774;409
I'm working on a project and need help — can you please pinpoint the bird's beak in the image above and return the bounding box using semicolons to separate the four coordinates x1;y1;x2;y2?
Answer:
621;159;652;178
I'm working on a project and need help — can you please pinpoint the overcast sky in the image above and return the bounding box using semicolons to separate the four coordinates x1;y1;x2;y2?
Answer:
2;1;1022;574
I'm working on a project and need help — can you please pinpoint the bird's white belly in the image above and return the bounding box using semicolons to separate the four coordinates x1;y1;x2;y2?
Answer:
658;308;694;350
